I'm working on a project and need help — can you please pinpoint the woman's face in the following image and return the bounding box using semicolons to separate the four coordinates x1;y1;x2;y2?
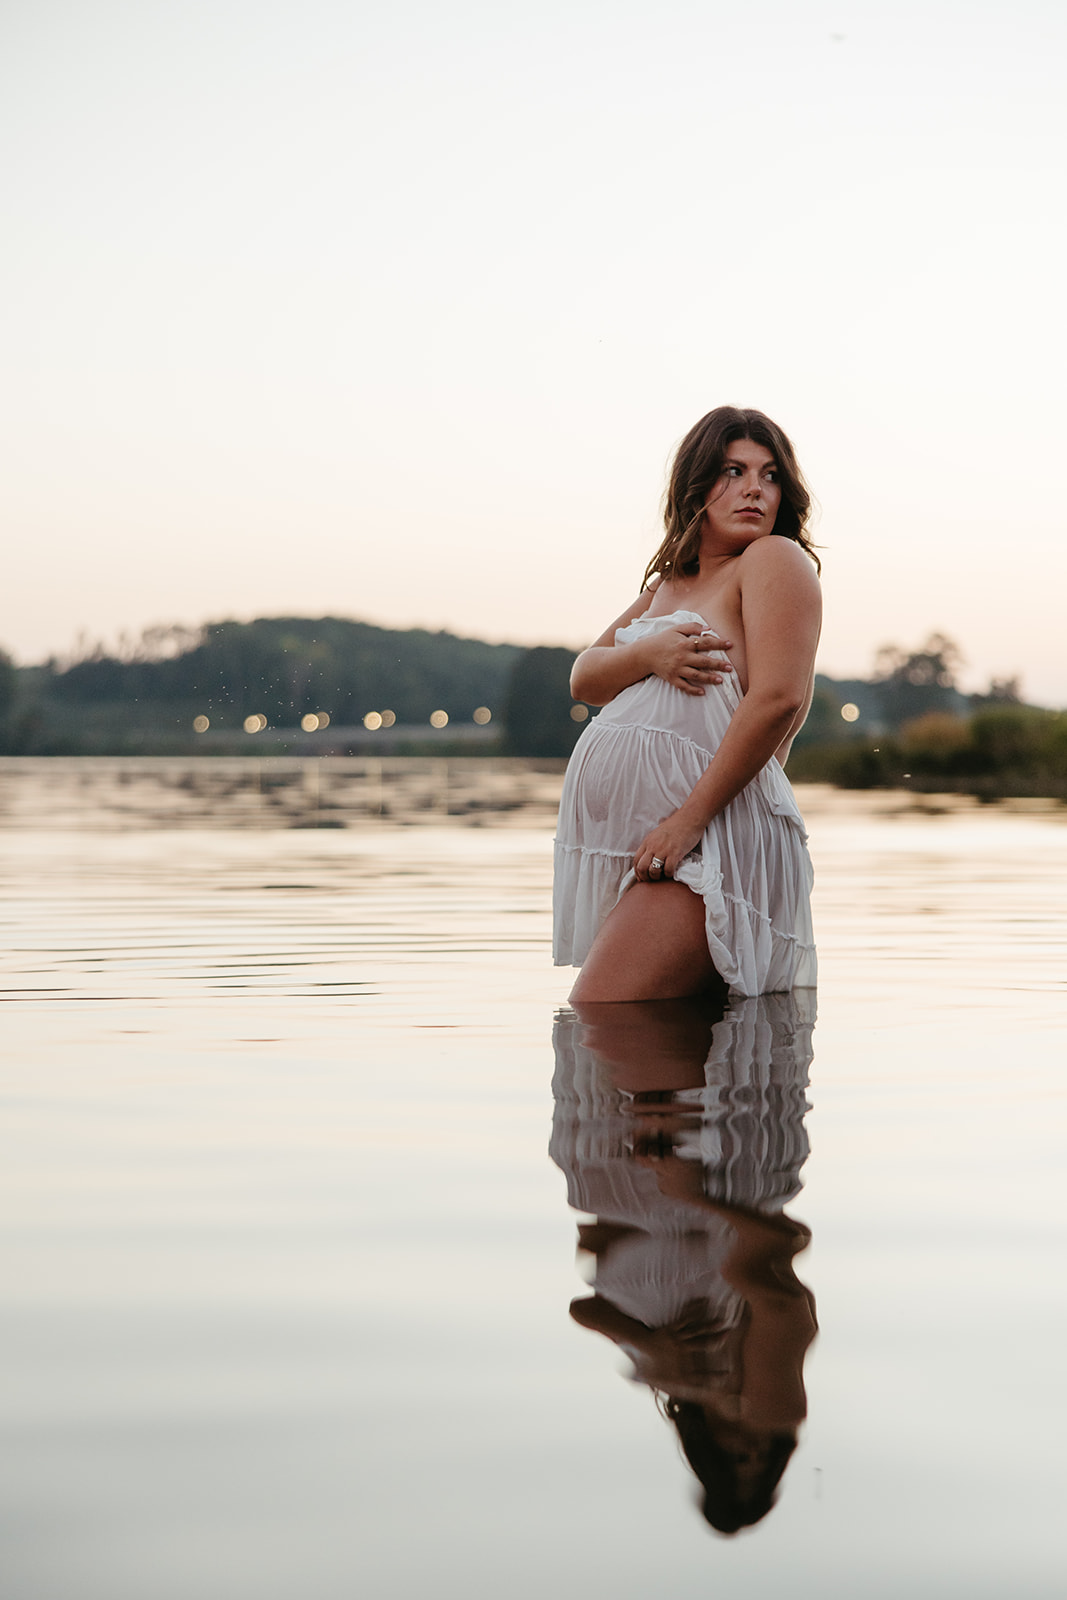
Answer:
702;438;782;549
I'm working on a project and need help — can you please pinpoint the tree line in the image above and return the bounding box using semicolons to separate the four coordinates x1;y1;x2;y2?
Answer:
0;617;525;754
1;622;1062;798
41;616;522;725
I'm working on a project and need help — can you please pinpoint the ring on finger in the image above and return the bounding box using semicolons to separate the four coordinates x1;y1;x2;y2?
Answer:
650;856;665;877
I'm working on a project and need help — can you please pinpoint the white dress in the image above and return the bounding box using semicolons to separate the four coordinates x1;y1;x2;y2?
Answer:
549;993;815;1397
552;609;817;996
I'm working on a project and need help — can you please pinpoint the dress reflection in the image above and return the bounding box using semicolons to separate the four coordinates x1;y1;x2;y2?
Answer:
551;992;817;1534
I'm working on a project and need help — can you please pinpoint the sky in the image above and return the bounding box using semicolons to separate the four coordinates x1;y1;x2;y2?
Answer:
4;0;1067;702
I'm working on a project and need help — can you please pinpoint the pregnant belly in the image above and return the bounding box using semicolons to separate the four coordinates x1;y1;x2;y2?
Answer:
571;721;711;841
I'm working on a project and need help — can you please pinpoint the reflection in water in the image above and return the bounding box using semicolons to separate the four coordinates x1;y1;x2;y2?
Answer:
551;992;817;1535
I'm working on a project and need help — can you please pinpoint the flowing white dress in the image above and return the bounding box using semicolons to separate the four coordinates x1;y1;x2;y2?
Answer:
553;610;817;996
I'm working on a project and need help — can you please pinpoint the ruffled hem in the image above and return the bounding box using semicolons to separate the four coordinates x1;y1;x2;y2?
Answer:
552;735;816;996
553;839;815;996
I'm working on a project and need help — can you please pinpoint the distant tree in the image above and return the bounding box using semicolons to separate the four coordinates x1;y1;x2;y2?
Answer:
133;623;204;661
872;633;965;726
504;647;586;757
873;632;962;689
969;706;1049;770
0;649;16;748
983;675;1022;705
790;685;845;746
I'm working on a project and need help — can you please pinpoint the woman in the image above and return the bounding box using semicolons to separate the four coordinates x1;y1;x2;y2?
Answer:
550;991;818;1534
553;406;821;1001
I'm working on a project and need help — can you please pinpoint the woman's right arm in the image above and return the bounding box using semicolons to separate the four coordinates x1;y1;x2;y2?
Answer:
570;592;733;706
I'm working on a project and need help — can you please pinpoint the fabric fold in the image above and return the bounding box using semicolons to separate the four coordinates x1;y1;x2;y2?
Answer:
552;609;816;996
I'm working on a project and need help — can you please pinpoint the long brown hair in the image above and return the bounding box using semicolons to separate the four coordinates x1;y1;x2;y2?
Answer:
643;406;819;587
663;1398;797;1535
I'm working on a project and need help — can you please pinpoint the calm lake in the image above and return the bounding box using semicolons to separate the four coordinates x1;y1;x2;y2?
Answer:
1;758;1065;1600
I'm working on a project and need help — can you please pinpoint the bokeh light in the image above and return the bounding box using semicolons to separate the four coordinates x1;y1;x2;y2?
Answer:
380;710;396;728
841;703;860;723
570;704;590;723
430;710;449;729
472;706;492;725
363;712;383;731
243;714;267;733
301;713;320;732
316;711;331;728
192;715;210;733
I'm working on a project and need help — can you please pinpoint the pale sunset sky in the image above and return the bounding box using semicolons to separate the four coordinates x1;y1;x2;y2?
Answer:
4;0;1066;700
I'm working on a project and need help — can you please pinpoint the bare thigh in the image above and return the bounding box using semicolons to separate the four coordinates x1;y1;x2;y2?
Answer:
569;881;723;1003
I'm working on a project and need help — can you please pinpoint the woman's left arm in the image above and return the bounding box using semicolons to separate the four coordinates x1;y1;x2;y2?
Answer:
633;540;822;880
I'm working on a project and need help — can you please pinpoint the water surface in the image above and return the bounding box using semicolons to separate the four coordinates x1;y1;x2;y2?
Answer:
1;760;1065;1598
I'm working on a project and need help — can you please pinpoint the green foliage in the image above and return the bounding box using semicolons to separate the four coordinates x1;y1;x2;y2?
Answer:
968;705;1052;767
897;712;972;772
789;686;843;746
504;647;587;757
11;617;1066;794
0;648;16;752
44;616;521;730
0;649;15;723
789;740;900;789
871;632;967;725
899;711;971;751
793;704;1067;797
874;632;962;689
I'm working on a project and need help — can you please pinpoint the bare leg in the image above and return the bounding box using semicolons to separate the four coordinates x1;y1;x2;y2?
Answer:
569;881;724;1003
570;995;727;1089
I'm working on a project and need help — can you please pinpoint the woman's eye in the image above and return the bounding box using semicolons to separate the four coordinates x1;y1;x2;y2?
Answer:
766;470;778;482
725;465;742;477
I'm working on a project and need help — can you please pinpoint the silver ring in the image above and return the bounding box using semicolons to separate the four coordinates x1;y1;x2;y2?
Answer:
650;856;664;874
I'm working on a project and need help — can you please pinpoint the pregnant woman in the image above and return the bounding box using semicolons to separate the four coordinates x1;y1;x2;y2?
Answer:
553;406;822;1001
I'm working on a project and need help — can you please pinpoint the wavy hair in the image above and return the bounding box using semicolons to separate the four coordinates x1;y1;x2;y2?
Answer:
643;406;819;587
662;1396;797;1535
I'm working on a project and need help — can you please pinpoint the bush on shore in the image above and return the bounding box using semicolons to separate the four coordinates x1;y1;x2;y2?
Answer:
789;706;1067;798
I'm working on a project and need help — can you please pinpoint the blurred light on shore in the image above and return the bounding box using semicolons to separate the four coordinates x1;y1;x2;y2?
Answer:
430;710;449;729
363;712;383;731
193;715;210;733
317;711;331;728
570;704;589;722
473;706;492;725
243;714;267;733
301;713;320;732
380;710;396;728
841;703;860;723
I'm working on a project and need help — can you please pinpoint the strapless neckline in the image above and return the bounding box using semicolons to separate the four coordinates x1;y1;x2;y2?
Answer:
632;607;723;633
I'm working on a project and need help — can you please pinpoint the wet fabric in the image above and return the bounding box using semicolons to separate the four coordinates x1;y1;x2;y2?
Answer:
553;609;817;996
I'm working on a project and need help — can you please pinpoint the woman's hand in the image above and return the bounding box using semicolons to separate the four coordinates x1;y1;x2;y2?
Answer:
633;809;706;881
643;624;733;696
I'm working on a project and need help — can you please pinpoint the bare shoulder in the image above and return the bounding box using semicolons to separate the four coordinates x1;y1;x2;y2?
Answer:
740;536;820;578
738;537;821;596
